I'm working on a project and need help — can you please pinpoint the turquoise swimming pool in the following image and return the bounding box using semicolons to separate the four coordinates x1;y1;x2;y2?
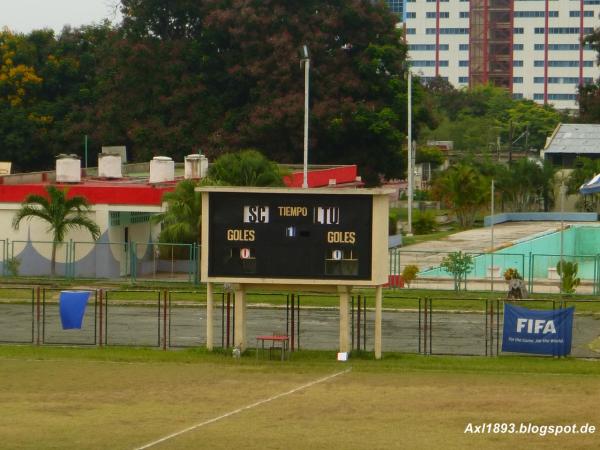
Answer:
418;225;600;281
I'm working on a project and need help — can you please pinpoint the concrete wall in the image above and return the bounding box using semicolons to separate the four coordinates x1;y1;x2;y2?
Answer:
0;203;162;278
484;212;598;227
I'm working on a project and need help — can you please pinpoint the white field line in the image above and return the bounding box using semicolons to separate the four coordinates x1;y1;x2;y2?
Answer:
134;367;352;450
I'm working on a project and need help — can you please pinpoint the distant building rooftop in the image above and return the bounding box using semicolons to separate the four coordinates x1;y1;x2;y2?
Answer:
0;163;361;205
543;123;600;167
544;123;600;155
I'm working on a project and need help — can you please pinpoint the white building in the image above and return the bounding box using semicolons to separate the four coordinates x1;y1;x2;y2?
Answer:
390;0;600;110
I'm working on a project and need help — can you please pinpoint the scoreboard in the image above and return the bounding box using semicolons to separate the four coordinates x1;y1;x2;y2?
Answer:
199;187;390;286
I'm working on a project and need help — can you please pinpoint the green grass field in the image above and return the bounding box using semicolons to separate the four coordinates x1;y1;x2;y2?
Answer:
1;346;599;449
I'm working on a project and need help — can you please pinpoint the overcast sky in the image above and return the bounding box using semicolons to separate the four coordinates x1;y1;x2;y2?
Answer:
1;0;122;34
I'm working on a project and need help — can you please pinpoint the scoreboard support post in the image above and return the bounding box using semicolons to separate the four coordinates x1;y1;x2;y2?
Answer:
339;286;351;354
234;285;247;351
375;286;383;359
206;282;214;350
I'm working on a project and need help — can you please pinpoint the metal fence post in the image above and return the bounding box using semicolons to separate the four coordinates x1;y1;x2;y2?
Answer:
528;252;533;294
98;289;103;348
36;286;41;346
163;289;168;350
130;241;136;282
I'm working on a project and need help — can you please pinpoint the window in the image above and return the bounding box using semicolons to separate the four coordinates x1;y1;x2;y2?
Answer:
536;44;581;50
427;28;469;34
427;12;450;18
514;28;524;34
459;60;469;67
535;60;594;67
570;10;594;16
535;27;595;34
459;44;469;51
459;11;469;18
408;44;450;51
409;44;433;51
514;11;558;17
410;60;449;67
513;77;523;84
549;94;577;100
421;76;448;83
406;28;416;34
513;44;524;51
411;61;437;67
512;93;523;99
513;60;524;67
406;12;416;18
458;76;469;83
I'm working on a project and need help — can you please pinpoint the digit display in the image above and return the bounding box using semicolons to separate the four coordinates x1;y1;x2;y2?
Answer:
207;192;373;280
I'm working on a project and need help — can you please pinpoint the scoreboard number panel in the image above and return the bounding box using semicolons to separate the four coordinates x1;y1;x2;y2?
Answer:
207;191;373;280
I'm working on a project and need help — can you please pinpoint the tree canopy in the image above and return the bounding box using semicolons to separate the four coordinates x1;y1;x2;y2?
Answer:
0;1;577;185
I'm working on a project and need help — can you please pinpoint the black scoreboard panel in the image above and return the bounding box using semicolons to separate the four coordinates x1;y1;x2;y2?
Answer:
207;192;373;280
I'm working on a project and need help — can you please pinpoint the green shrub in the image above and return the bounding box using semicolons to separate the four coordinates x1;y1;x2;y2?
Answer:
413;210;437;235
389;210;399;235
401;265;419;288
556;260;580;295
5;257;20;277
441;251;474;292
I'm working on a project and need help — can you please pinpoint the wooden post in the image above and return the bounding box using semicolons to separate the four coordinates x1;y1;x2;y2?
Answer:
339;286;351;354
234;285;247;351
206;282;214;350
375;286;382;359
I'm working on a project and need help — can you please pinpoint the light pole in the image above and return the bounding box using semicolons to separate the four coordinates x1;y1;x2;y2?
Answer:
407;69;413;236
491;179;495;292
559;181;567;296
300;45;310;189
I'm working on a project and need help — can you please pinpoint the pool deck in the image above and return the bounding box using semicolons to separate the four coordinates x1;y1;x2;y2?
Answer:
407;221;600;255
399;221;600;294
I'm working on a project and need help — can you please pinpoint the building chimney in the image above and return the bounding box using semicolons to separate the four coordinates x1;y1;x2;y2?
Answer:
184;154;200;179
184;154;209;179
149;156;174;184
56;154;81;183
98;153;122;178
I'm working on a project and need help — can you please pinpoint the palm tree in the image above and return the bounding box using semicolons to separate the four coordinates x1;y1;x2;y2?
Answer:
431;162;489;228
12;185;100;275
152;179;202;245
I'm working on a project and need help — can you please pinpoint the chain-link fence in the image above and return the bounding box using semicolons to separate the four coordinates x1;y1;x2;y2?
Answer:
1;239;200;284
0;287;34;344
388;248;600;295
1;288;600;359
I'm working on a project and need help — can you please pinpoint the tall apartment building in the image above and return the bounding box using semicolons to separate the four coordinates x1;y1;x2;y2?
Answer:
386;0;600;110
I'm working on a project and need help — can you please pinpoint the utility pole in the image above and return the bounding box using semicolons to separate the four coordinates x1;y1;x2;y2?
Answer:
508;120;514;164
407;70;413;236
491;179;495;292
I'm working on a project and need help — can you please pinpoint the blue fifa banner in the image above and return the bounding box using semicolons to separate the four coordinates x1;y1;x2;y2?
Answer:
502;303;574;356
59;291;91;330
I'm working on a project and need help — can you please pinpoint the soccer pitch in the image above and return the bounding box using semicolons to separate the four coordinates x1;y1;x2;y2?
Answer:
1;347;599;449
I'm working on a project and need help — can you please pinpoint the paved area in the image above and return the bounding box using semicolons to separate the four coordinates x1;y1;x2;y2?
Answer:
2;303;599;358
